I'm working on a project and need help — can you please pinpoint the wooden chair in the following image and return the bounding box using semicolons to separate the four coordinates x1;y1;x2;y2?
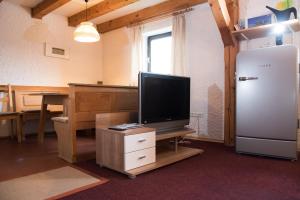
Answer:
0;85;22;143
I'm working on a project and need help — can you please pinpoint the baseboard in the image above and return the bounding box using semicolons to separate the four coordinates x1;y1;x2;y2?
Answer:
0;132;57;140
0;135;10;140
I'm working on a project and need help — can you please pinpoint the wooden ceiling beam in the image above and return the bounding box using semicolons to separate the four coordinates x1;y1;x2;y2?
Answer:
97;0;207;33
69;0;139;27
208;0;236;46
32;0;71;19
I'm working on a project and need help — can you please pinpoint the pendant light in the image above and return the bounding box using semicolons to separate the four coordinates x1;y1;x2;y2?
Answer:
73;0;100;43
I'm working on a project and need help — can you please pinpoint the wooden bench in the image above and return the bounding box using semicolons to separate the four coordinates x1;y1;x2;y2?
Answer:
52;83;138;163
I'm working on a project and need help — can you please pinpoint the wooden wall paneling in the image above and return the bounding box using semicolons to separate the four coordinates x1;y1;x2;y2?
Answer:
74;90;138;125
62;84;138;162
97;0;207;33
224;0;239;146
32;0;71;19
96;112;138;128
68;0;140;27
75;92;113;112
113;92;139;112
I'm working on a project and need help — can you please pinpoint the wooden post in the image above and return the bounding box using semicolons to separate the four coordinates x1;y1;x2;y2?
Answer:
38;98;48;143
224;0;239;146
208;0;236;46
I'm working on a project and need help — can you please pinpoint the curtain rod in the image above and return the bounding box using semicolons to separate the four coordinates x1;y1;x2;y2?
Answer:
127;7;194;28
173;7;193;16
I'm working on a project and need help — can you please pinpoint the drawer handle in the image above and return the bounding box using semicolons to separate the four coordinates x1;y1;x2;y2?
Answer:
138;138;146;142
138;155;146;160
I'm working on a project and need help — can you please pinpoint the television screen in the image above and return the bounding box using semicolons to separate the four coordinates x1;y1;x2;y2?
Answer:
139;72;190;124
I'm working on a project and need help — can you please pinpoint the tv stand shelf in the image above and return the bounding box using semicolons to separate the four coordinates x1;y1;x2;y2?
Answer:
126;146;203;178
96;126;203;179
156;128;196;141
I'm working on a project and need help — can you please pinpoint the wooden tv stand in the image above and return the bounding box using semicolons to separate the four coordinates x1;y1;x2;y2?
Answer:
96;127;204;179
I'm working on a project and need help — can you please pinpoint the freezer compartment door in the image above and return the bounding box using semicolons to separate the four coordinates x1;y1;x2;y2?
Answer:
236;46;298;141
236;136;297;160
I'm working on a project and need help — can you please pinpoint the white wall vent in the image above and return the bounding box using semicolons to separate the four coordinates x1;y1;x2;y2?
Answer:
45;43;70;59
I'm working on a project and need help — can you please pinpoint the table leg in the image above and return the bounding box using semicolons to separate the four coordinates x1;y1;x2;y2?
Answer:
38;98;48;143
10;120;15;139
62;97;69;116
175;137;178;153
16;116;21;143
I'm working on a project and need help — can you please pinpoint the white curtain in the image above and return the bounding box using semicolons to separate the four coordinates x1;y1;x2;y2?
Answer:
171;14;187;76
130;25;144;86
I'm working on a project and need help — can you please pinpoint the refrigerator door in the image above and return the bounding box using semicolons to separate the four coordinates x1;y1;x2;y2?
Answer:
236;46;298;141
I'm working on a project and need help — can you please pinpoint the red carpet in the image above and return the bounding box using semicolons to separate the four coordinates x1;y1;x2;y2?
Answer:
62;140;300;200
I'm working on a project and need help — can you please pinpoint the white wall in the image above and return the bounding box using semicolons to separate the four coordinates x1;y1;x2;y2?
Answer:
0;1;103;86
0;1;103;137
102;27;132;86
186;4;225;140
102;18;172;86
102;3;225;140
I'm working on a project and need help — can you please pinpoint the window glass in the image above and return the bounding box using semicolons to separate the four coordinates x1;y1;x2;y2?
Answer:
147;32;172;74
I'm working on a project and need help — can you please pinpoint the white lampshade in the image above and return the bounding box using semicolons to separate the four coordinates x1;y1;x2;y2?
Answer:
74;22;100;43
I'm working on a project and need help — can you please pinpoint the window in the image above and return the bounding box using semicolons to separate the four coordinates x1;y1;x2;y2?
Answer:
147;32;172;74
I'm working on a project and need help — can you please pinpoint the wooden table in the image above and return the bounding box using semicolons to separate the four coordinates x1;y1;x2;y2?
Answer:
30;93;69;143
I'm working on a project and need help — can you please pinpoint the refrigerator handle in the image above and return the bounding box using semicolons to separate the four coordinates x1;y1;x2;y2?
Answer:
239;77;259;81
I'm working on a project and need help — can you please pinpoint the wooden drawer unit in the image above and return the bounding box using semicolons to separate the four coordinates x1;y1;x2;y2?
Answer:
125;147;156;171
124;131;155;153
96;127;156;176
96;120;204;178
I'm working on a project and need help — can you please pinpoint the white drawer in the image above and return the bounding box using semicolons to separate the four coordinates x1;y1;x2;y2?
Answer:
124;131;155;153
124;147;156;171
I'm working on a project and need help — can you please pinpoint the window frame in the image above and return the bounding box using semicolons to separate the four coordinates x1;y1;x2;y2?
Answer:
147;32;172;73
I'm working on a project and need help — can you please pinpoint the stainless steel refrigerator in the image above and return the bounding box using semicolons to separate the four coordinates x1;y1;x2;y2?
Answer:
236;45;298;160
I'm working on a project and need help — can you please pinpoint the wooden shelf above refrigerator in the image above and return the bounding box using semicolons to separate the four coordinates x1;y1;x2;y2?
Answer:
232;19;300;41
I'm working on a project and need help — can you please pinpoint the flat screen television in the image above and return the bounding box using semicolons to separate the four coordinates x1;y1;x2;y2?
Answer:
139;72;190;133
